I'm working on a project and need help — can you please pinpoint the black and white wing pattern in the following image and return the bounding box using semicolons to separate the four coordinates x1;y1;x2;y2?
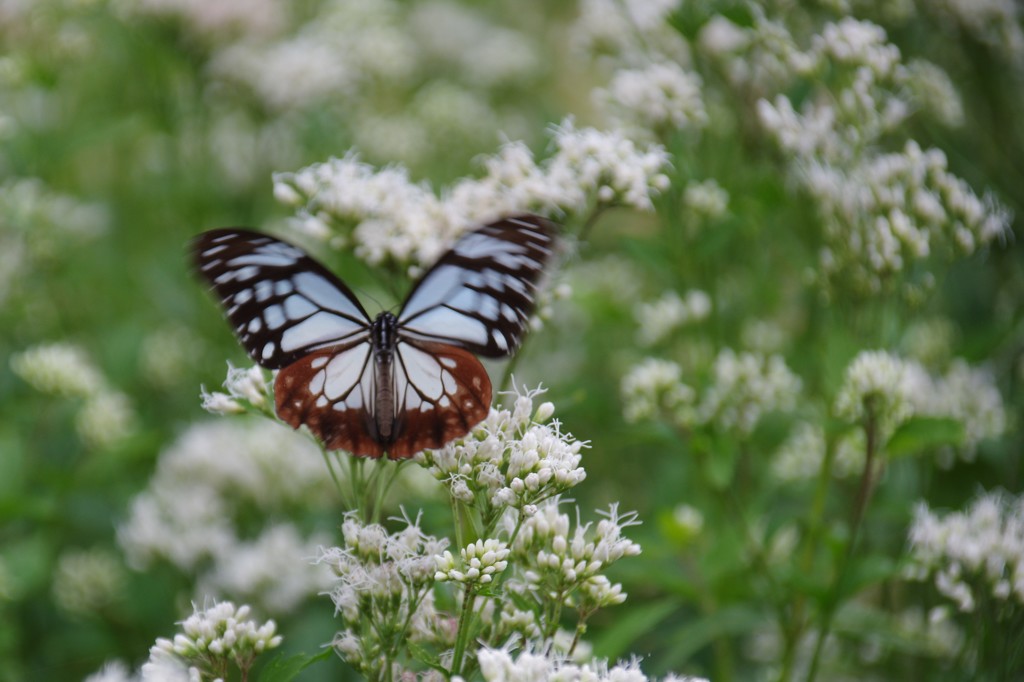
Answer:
190;228;371;369
191;215;557;460
398;215;557;357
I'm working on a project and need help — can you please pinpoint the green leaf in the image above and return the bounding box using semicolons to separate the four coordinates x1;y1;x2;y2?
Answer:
408;641;448;675
886;417;964;458
655;606;768;671
257;649;333;682
592;600;678;660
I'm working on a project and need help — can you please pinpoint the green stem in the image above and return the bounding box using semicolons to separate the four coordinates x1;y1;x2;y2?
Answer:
451;586;478;677
779;432;838;682
806;403;880;682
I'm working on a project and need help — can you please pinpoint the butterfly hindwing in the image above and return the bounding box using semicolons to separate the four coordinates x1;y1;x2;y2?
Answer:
398;215;556;358
191;228;371;370
388;339;492;458
274;343;385;457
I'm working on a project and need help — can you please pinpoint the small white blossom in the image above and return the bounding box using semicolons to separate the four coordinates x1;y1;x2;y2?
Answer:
418;385;587;510
146;601;281;680
435;539;510;585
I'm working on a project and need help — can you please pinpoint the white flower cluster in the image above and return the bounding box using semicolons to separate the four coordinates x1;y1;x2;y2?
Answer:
834;350;1006;459
742;17;1010;295
635;290;712;346
511;499;642;612
200;363;271;415
274;122;669;272
147;601;282;680
803;141;1011;293
907;492;1024;613
698;13;811;96
622;350;801;435
204;0;540;119
0;177;107;304
416;385;587;513
834;350;917;429
698;350;802;435
435;538;510;585
474;645;708;682
319;512;449;678
595;62;707;134
620;359;692;423
118;419;334;614
920;0;1024;64
10;342;136;449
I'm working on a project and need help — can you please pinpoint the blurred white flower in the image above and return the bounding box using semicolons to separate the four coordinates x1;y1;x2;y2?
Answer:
84;661;137;682
621;358;694;423
52;548;126;617
476;645;707;682
907;492;1024;612
596;62;707;133
10;342;104;398
920;0;1024;64
834;350;916;429
201;524;335;614
682;179;729;222
699;350;802;435
76;390;136;450
635;290;712;346
119;419;333;614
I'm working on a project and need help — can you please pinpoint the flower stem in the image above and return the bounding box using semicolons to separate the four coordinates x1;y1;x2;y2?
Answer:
451;586;478;677
805;400;880;682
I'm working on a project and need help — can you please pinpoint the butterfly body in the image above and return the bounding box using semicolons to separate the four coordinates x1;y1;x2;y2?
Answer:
192;215;554;459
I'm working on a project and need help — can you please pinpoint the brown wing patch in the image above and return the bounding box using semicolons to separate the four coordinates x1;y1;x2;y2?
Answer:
274;344;386;458
386;340;492;459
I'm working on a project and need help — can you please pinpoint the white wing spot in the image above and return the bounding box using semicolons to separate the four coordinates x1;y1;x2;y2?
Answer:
311;356;329;369
264;305;286;330
255;280;274;302
247;318;262;333
262;342;275;360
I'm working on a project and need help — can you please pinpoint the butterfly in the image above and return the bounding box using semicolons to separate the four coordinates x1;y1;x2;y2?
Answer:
190;214;556;459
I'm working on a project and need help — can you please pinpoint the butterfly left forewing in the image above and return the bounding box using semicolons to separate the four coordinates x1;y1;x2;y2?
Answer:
274;343;386;458
386;339;492;459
